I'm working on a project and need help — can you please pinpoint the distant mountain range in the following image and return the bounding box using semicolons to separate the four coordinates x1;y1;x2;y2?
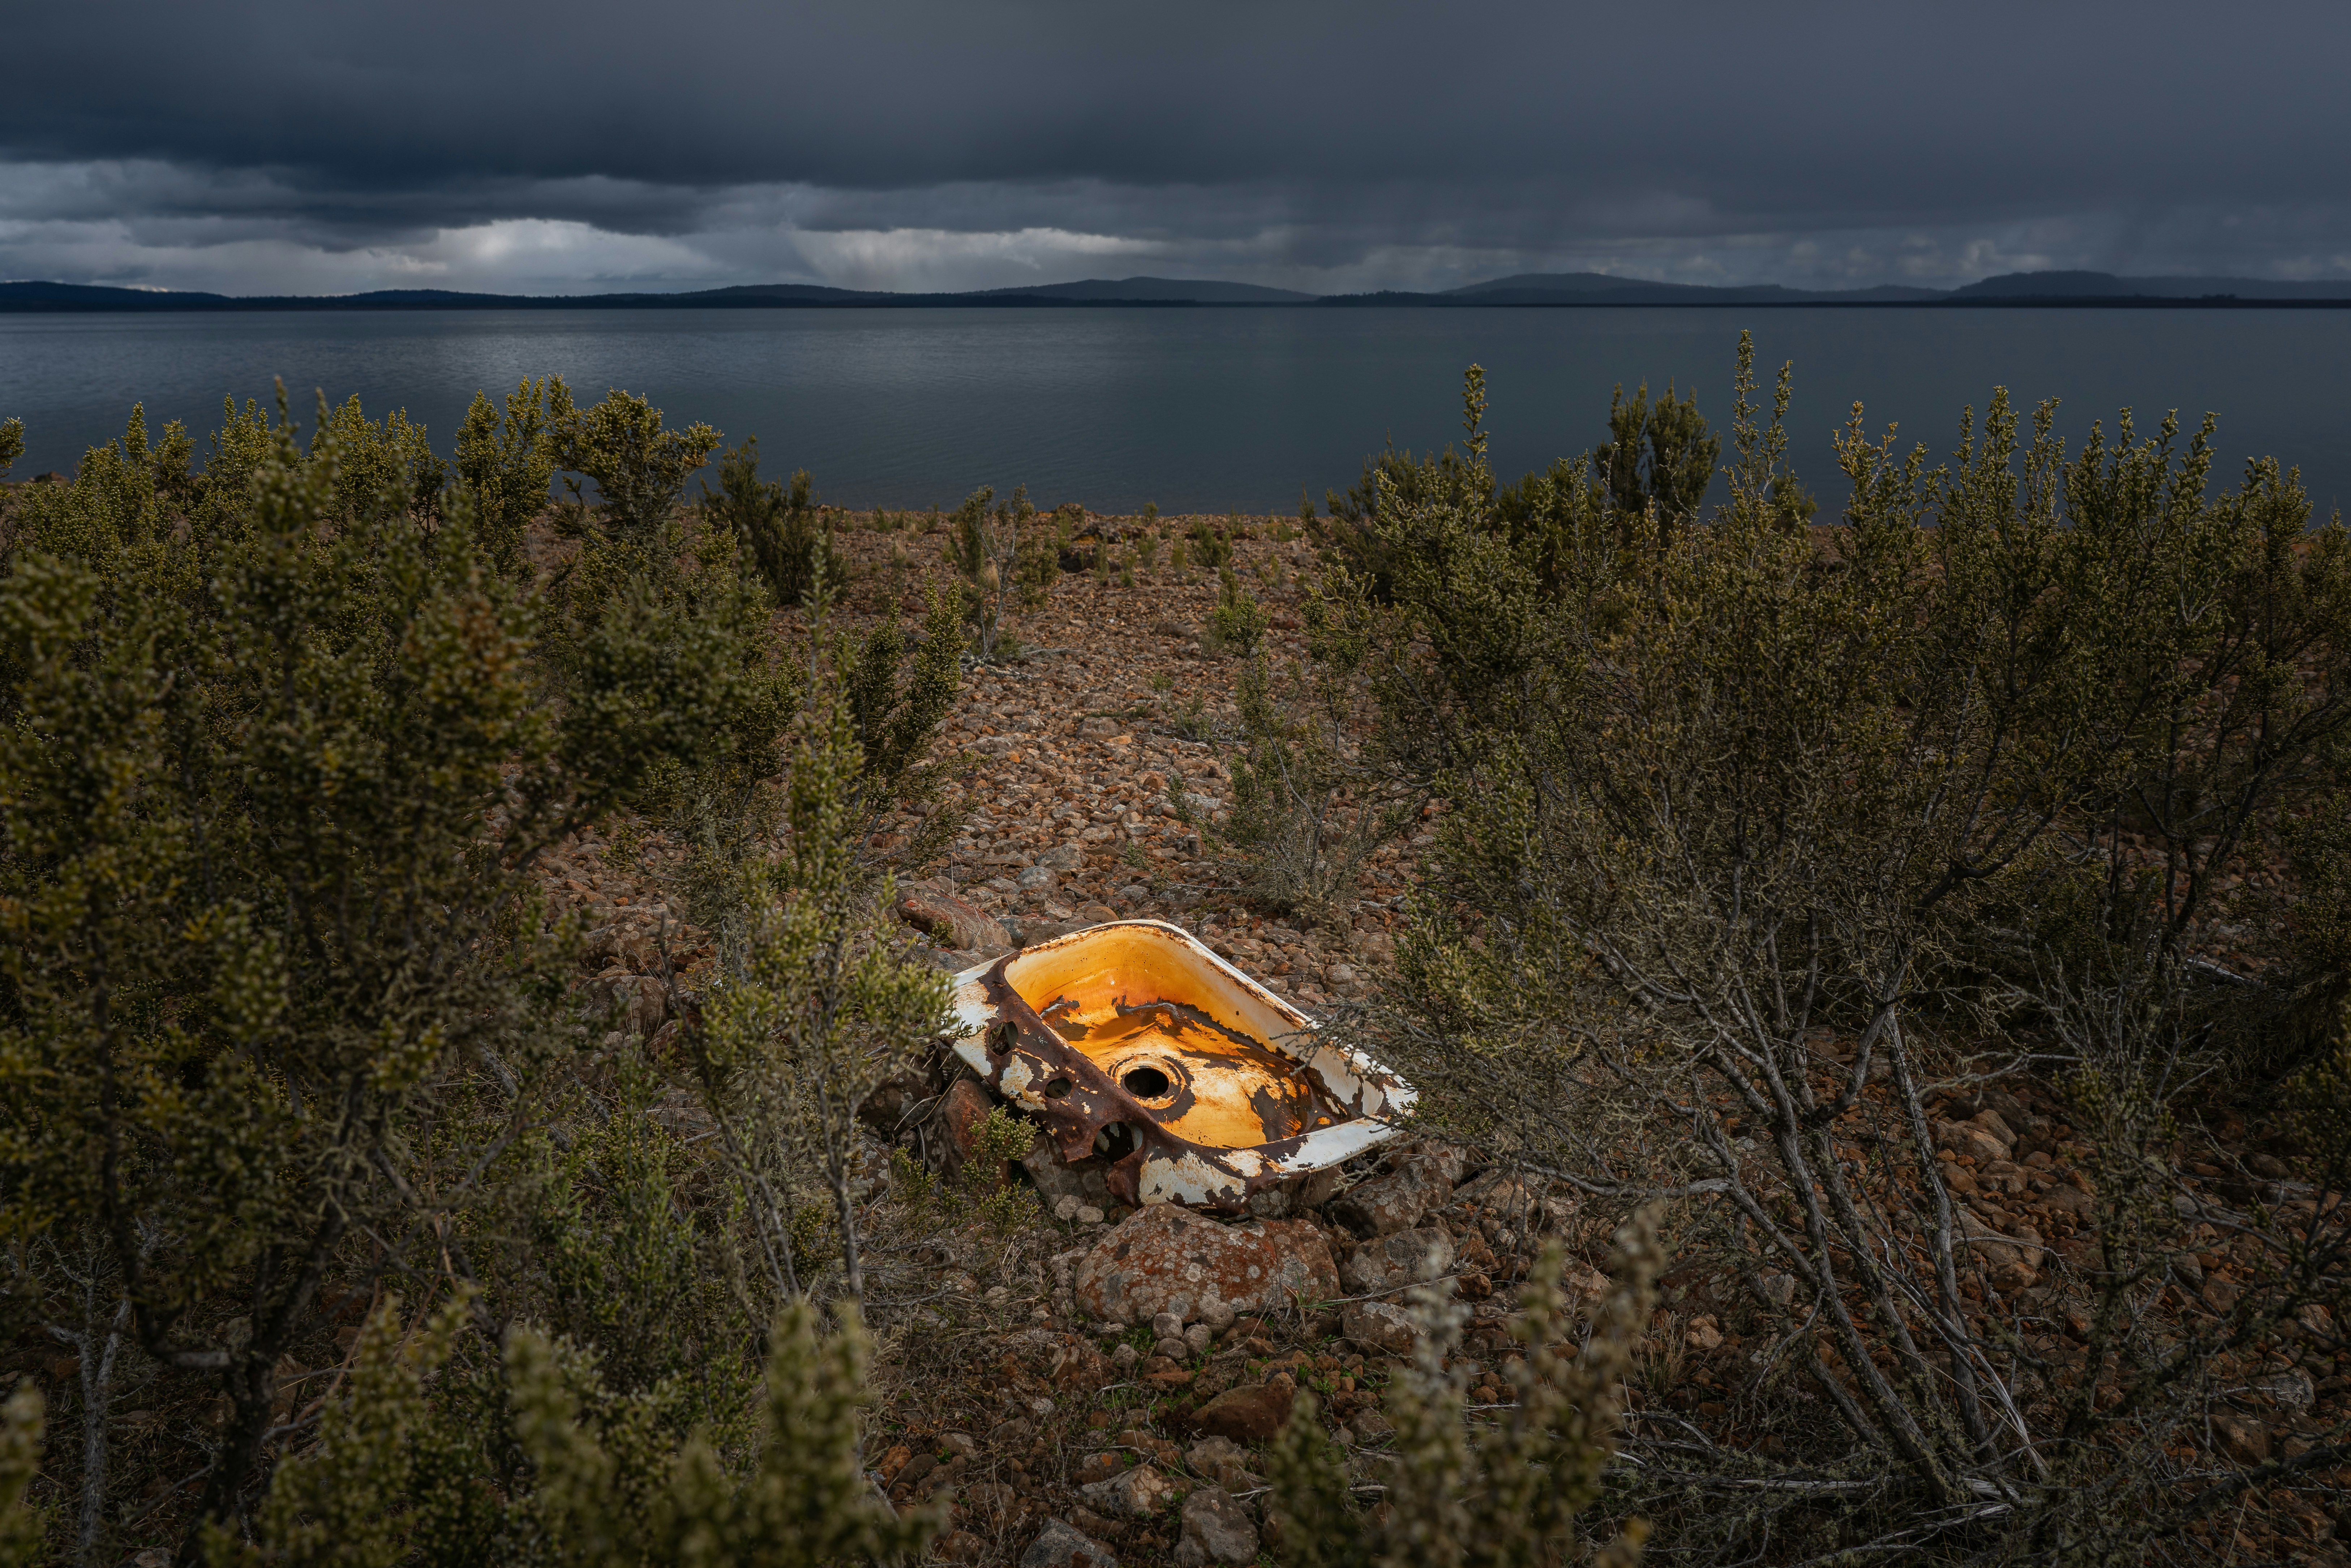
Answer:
4;270;2347;313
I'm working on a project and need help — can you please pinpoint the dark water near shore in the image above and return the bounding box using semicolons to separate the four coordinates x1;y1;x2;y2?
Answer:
3;306;2346;516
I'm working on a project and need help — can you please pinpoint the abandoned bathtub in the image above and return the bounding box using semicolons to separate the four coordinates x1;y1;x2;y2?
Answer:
947;919;1414;1213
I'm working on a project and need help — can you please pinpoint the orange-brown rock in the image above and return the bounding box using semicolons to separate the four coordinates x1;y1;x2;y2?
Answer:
1182;1382;1296;1443
1074;1204;1338;1326
894;882;1012;954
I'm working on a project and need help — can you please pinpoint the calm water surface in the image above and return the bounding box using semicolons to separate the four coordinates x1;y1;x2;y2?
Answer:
3;307;2346;515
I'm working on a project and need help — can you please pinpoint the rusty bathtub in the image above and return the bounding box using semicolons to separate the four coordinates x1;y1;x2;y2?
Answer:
947;919;1413;1211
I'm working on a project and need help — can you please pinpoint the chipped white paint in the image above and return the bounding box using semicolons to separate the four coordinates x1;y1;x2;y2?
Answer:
997;1053;1035;1101
1138;1148;1253;1206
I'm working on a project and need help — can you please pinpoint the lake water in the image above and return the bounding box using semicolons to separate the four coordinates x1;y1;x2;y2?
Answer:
3;307;2346;517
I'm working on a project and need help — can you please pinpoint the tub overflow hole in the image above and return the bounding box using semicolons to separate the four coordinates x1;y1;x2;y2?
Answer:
1121;1065;1172;1099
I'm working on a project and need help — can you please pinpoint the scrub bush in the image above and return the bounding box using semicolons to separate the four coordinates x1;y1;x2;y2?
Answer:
0;381;959;1564
1302;340;2351;1561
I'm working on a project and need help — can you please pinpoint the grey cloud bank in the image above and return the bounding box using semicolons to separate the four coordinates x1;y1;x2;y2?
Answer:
7;1;2347;296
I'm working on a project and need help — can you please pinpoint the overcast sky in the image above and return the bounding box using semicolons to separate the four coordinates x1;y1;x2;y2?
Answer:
7;1;2346;296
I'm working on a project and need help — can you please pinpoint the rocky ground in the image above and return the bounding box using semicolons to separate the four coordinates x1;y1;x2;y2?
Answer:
528;511;2351;1567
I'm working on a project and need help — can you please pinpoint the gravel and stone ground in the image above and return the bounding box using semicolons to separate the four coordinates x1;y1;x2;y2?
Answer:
522;511;2351;1567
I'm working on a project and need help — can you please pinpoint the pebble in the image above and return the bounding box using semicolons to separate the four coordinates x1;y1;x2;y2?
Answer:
1078;1463;1177;1519
1174;1483;1260;1566
1022;1517;1121;1568
1183;1382;1295;1443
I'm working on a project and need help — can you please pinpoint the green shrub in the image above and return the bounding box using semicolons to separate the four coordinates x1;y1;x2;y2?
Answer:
455;377;565;573
0;384;962;1562
1189;517;1234;568
942;485;1051;658
1203;650;1405;924
1268;1224;1659;1568
1205;566;1267;656
551;387;719;552
1312;343;2351;1559
704;437;825;609
218;1297;937;1565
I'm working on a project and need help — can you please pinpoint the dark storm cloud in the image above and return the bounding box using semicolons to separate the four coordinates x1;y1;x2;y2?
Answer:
8;0;2349;291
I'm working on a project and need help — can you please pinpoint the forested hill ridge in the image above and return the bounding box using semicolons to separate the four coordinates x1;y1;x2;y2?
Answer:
4;268;2349;311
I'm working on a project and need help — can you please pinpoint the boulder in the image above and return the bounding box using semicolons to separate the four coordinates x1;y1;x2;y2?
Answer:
1173;1484;1260;1566
1079;1464;1176;1519
1243;1166;1345;1220
582;919;663;972
894;884;1011;954
1025;1134;1118;1209
581;973;667;1039
1018;865;1061;892
1040;842;1086;872
1330;1142;1466;1237
937;1078;1003;1173
1955;1210;2042;1292
1967;1109;2019;1153
2037;1183;2096;1222
1934;1121;2010;1167
1074;1206;1338;1325
1184;1382;1295;1443
1340;1301;1419;1356
857;1070;940;1136
1023;1518;1120;1568
2211;1409;2271;1466
1338;1227;1456;1294
1188;1435;1248;1469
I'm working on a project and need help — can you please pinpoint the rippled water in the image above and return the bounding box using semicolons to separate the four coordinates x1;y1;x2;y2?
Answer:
3;305;2345;515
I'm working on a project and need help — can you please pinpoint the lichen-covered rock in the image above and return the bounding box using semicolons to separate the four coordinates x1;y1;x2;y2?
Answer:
893;882;1011;953
1025;1133;1118;1209
1956;1209;2043;1292
1078;1462;1176;1519
579;972;667;1039
1022;1518;1120;1568
1338;1226;1456;1294
1173;1483;1259;1566
1075;1204;1337;1325
1340;1300;1418;1355
938;1077;1003;1172
1329;1141;1465;1237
